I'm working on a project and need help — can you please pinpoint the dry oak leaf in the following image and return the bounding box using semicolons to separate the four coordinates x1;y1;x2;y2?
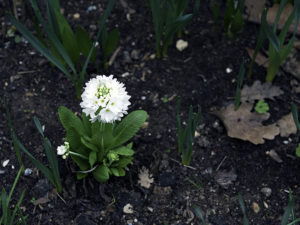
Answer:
277;113;297;137
212;103;280;145
241;80;283;102
138;167;154;189
245;47;269;68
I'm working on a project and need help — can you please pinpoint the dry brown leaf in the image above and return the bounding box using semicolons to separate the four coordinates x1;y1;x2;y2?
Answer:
212;103;280;144
246;1;300;34
245;47;269;68
266;3;300;33
214;169;237;188
33;196;50;206
138;167;154;189
277;113;297;137
241;80;283;102
245;0;266;24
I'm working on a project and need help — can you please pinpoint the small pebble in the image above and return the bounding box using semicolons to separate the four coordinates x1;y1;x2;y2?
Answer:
24;168;33;176
263;201;269;208
2;159;9;167
261;187;272;197
73;13;80;19
176;39;188;51
147;207;153;212
121;72;130;77
0;170;5;175
283;140;289;144
141;96;146;100
87;5;96;11
226;67;232;73
123;203;134;214
252;202;260;213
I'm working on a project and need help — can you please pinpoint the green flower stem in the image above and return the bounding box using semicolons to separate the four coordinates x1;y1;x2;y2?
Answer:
70;151;88;160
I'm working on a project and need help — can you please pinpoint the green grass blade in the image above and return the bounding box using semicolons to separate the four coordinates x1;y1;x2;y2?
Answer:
43;138;62;192
281;191;295;225
11;189;26;225
192;204;207;225
97;0;117;40
46;0;61;39
7;166;24;206
273;0;288;31
33;116;44;138
1;189;8;224
29;0;77;77
12;132;56;186
238;193;250;225
8;14;74;82
247;16;266;78
279;10;295;46
262;9;280;52
288;218;300;225
4;96;23;169
291;103;300;131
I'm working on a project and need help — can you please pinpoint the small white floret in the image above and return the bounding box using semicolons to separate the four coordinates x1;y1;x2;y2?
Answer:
80;75;131;123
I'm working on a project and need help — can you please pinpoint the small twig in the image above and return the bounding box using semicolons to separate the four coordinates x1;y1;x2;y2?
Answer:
17;70;38;75
37;213;42;225
169;158;196;170
56;192;66;205
108;46;122;66
216;156;227;171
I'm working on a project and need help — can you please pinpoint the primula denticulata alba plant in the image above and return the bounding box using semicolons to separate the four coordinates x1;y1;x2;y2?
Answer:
58;75;147;182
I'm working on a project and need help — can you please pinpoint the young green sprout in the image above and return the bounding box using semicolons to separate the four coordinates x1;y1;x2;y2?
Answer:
8;0;117;98
149;0;193;58
248;0;300;81
176;97;201;165
255;100;269;114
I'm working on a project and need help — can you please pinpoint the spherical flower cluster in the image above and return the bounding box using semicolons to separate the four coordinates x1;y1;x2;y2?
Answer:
80;75;131;123
57;142;70;159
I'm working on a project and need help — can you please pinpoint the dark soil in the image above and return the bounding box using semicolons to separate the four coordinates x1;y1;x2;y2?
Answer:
1;0;300;224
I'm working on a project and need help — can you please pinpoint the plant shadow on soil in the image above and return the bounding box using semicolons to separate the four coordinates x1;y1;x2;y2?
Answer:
1;0;300;224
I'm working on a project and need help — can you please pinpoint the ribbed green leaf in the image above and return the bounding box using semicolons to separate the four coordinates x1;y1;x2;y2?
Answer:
76;26;95;60
112;156;133;168
104;28;119;57
111;146;134;156
113;110;147;148
110;167;119;176
58;106;85;136
81;137;98;152
93;165;110;182
89;152;97;167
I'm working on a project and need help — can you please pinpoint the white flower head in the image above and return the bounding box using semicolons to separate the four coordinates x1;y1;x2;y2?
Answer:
57;142;70;159
80;75;131;123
